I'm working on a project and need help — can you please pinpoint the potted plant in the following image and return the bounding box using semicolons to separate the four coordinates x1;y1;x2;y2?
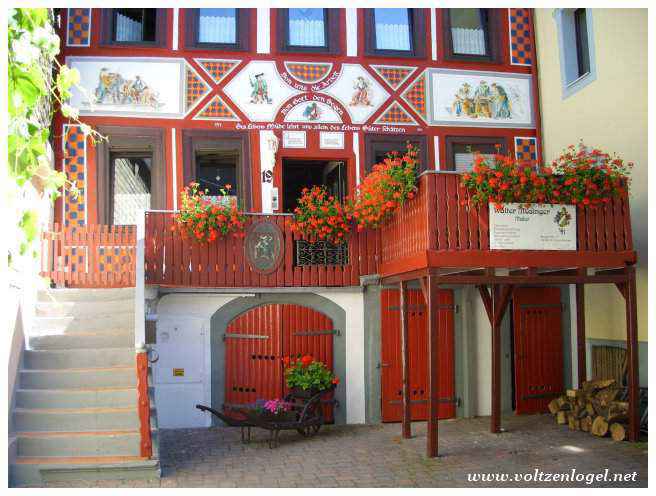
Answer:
348;143;418;230
289;186;350;244
284;355;340;399
172;182;247;242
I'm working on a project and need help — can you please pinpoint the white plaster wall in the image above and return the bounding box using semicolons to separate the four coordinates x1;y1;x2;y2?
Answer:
469;287;493;416
316;291;366;424
153;294;241;428
153;291;366;428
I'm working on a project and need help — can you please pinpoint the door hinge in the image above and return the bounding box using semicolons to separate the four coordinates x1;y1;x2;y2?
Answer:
223;333;270;341
292;329;341;337
377;362;390;369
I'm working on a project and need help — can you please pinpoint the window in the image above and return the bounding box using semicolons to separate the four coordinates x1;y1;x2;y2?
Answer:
364;8;426;57
185;8;250;50
182;131;251;209
110;153;152;225
365;135;428;175
554;8;596;98
102;9;166;46
444;136;507;172
443;9;500;62
95;127;166;225
374;9;411;51
277;9;340;54
574;9;590;77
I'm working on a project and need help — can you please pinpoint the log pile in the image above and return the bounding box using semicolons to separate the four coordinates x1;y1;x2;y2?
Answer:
548;379;629;441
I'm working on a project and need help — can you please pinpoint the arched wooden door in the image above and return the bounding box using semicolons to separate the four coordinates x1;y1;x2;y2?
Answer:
224;304;335;420
380;288;456;422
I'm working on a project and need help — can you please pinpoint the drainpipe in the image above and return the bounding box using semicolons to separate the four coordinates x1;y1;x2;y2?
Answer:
528;8;545;167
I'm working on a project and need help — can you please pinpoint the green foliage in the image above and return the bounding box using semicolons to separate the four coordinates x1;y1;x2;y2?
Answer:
8;8;102;260
284;356;337;391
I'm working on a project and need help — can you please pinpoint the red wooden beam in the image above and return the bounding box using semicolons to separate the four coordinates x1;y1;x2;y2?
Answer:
399;281;412;439
624;268;640;441
426;275;440;457
136;351;153;458
575;284;587;387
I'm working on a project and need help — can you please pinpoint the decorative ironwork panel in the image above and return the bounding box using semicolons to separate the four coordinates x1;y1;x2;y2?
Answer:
295;240;349;266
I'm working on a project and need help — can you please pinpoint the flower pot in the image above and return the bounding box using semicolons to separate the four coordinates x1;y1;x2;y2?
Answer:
290;387;321;399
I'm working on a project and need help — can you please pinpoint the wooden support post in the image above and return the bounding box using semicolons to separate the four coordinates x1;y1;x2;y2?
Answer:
426;275;440;457
399;281;411;439
624;269;640;442
575;284;587;387
491;285;502;434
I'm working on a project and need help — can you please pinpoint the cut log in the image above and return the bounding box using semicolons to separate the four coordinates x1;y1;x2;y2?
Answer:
591;416;609;437
566;389;580;399
580;416;592;432
548;398;561;415
609;423;627;442
595;387;621;408
568;416;581;431
556;411;568;425
585;402;596;416
582;379;616;394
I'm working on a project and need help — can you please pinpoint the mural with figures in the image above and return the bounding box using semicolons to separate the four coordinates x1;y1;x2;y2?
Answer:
67;57;185;118
223;60;300;122
429;69;534;128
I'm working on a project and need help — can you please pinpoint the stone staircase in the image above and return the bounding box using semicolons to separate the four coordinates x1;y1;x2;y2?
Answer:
9;288;161;487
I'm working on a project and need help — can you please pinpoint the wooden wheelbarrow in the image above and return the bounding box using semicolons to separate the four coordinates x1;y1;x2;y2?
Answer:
196;388;329;448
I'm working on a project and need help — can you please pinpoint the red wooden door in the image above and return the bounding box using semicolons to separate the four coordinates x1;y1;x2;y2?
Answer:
380;288;456;422
513;287;564;414
225;304;335;420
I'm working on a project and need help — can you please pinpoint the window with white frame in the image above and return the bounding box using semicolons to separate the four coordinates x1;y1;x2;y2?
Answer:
554;8;596;98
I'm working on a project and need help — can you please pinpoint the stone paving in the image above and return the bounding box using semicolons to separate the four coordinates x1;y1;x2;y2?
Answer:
41;414;647;488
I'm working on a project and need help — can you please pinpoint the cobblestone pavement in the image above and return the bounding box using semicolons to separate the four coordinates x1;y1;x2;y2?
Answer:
41;414;647;488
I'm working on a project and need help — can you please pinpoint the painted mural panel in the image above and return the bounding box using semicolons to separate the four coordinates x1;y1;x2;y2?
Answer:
67;57;185;118
322;64;389;124
223;61;301;122
429;69;534;128
283;100;342;124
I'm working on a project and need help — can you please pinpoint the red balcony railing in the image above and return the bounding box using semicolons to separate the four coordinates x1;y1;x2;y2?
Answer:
380;172;635;276
144;212;381;288
40;223;136;287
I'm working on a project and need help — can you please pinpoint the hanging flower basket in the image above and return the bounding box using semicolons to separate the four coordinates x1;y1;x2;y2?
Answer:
284;355;340;397
172;182;247;242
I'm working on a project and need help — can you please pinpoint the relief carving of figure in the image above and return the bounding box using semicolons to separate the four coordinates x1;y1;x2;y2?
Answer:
249;73;273;104
350;76;373;107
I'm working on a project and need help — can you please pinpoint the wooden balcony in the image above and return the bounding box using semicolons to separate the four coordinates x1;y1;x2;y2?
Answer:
144;212;380;288
380;172;636;280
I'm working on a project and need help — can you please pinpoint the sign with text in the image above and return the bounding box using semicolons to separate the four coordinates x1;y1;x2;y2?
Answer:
489;203;576;250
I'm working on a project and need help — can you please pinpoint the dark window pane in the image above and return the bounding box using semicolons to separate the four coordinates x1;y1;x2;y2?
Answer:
196;150;238;198
449;8;488;56
111;155;152;225
282;159;346;212
574;9;590;77
288;8;326;47
374;8;411;51
114;9;157;42
198;8;236;44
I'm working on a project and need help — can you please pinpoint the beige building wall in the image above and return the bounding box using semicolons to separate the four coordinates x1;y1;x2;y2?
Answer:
534;8;648;342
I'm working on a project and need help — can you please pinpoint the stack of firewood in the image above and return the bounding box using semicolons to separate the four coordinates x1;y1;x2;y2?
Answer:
548;379;629;441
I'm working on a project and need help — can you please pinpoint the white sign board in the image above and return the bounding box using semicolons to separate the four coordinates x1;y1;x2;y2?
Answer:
282;130;306;148
489;203;576;250
320;131;345;149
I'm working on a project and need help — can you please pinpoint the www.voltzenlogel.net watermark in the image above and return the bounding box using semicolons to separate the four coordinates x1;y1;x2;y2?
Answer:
467;468;639;485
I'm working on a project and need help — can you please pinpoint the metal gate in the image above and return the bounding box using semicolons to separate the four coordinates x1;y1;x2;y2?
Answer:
380;288;456;422
512;287;564;414
224;304;335;420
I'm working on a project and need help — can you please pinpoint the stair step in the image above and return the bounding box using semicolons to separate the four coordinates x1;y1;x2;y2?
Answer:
16;430;141;457
36;300;135;318
15;387;137;409
13;406;140;432
10;456;160;485
23;348;134;369
20;367;136;389
32;314;133;334
38;288;135;303
29;331;133;350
